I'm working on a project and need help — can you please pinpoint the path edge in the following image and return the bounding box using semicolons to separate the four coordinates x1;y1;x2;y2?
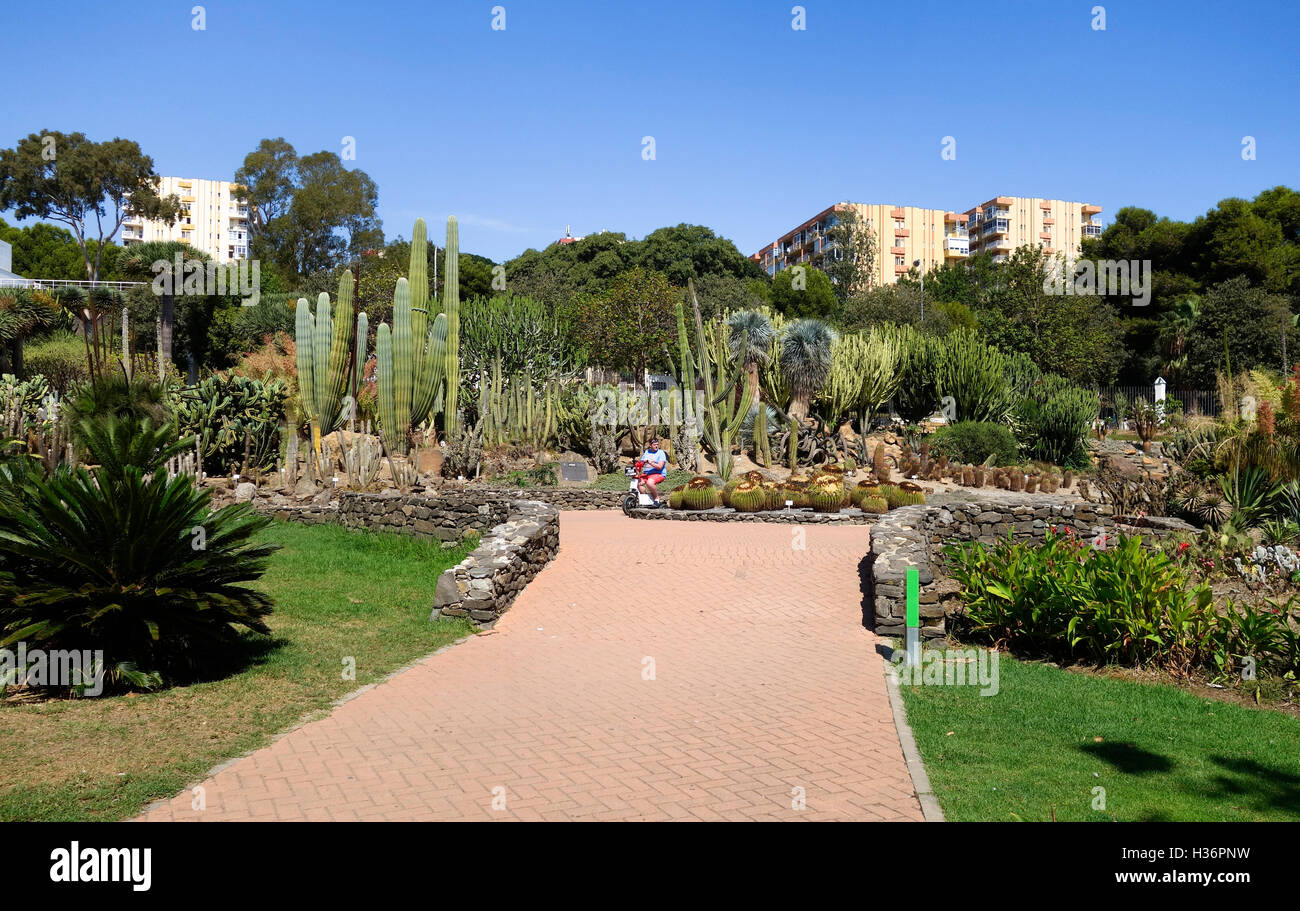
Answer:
880;644;945;822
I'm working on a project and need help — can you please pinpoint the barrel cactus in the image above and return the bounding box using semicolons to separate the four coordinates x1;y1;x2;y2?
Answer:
762;481;784;510
807;483;843;513
687;475;714;489
681;484;721;510
860;495;889;514
1025;474;1039;493
668;486;685;509
730;481;766;512
721;478;742;507
779;481;807;508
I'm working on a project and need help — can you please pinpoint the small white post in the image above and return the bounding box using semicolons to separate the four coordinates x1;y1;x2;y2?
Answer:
1153;376;1167;425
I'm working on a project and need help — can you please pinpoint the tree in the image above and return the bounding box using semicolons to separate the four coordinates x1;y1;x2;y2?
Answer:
566;267;677;385
0;217;88;279
769;264;838;320
976;246;1125;386
635;224;764;286
0;131;180;281
821;205;875;300
233;140;383;280
1184;276;1290;386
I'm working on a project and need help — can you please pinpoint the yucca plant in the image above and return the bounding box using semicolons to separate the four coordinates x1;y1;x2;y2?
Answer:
779;319;836;423
0;445;277;686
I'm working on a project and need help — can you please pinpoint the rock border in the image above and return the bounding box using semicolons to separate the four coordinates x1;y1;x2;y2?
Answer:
429;499;560;627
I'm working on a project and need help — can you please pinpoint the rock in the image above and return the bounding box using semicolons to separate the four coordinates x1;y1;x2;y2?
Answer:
312;489;332;505
235;481;258;502
417;446;444;476
294;477;319;499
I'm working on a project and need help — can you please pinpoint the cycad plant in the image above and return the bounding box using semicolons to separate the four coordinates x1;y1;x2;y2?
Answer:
0;431;277;687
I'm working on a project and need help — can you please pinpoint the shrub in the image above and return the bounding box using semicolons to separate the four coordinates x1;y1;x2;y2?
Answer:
929;421;1019;467
0;450;277;687
946;531;1300;677
22;332;88;393
1013;374;1098;466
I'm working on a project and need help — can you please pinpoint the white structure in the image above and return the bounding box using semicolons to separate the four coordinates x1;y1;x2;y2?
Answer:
0;238;28;286
121;177;250;263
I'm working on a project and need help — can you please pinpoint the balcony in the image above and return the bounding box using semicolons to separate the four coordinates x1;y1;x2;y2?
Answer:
894;228;910;238
1083;223;1103;236
1082;204;1102;215
889;245;906;255
181;195;195;203
944;237;969;256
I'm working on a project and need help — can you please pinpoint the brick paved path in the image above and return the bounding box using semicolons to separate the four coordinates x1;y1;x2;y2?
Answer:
140;512;923;821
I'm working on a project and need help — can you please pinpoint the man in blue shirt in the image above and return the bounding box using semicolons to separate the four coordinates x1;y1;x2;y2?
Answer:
639;436;669;503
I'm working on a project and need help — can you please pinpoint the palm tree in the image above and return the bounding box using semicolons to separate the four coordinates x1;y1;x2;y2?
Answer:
779;319;837;423
1157;294;1200;383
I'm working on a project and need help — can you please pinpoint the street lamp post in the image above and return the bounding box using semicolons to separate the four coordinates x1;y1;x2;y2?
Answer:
913;259;924;322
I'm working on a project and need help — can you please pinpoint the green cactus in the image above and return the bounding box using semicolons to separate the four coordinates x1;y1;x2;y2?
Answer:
668;486;685;510
443;216;461;438
293;269;356;459
720;478;742;507
860;495;889;514
807;483;844;513
373;218;454;455
688;281;754;482
729;482;766;512
762;482;784;511
681;485;721;510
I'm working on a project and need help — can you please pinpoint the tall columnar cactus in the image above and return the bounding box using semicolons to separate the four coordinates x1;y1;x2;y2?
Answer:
294;269;356;459
670;294;700;471
689;281;754;482
443;216;461;438
373;219;453;455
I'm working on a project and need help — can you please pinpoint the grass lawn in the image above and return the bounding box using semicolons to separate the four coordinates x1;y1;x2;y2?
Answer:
900;652;1300;821
0;521;477;822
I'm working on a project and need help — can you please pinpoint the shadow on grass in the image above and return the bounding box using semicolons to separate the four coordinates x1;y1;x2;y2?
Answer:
1200;755;1300;816
1079;741;1175;775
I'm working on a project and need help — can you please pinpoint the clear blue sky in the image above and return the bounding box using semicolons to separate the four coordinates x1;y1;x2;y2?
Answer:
1;0;1296;262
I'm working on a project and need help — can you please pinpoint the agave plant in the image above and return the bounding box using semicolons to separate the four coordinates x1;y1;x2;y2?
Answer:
1193;491;1232;528
1219;466;1278;527
0;430;277;686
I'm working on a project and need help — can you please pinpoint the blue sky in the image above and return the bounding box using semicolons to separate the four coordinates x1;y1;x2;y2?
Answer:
1;0;1296;262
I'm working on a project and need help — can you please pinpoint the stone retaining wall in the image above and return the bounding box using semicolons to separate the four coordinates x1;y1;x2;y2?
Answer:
430;500;560;626
336;490;511;541
869;499;1198;639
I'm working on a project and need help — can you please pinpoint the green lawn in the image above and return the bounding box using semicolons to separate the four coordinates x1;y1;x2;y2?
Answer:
0;521;477;821
900;652;1300;821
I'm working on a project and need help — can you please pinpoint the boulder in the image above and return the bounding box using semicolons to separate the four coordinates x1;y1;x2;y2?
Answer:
235;481;258;502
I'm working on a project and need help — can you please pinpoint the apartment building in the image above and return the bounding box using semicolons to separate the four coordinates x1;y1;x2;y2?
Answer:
752;196;1101;283
964;196;1103;262
121;177;251;263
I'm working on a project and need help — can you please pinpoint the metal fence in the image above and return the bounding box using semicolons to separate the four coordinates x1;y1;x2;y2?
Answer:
1091;385;1221;420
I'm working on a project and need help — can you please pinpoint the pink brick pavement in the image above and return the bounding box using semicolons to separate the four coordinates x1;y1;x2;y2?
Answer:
139;511;923;821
